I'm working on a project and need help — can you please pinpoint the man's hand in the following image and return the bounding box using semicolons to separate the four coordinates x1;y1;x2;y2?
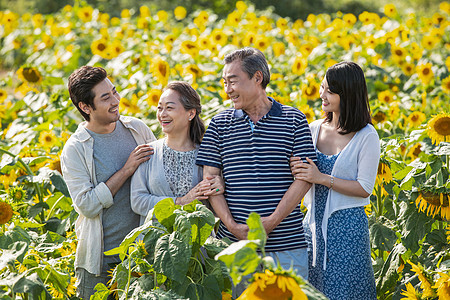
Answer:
122;144;154;177
229;223;249;240
106;144;154;197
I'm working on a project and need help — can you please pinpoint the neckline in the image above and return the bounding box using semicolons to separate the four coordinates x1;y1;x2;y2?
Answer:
163;140;197;153
316;148;340;157
315;120;358;156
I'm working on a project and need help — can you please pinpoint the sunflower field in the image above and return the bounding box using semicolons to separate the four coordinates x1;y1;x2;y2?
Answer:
0;0;449;299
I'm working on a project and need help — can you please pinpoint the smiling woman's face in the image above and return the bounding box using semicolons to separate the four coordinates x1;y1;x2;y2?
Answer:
157;89;193;136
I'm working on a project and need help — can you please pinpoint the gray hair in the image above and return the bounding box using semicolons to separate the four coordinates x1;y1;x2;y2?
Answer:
223;47;270;89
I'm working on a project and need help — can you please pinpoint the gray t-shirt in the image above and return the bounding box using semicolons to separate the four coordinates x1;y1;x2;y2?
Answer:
86;121;139;273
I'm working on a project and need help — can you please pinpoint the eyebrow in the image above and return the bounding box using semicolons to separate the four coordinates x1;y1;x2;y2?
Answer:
222;74;238;80
100;87;116;99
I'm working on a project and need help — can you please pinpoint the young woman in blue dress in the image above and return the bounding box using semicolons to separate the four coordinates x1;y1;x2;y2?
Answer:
290;61;380;299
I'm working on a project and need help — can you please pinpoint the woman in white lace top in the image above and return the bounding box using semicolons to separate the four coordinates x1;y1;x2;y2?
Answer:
131;82;223;224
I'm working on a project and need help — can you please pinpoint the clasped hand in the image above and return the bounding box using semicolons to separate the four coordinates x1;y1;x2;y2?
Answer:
176;175;225;205
289;156;321;184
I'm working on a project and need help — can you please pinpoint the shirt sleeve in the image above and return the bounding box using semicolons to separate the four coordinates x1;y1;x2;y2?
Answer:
357;130;380;194
196;118;222;169
60;142;114;219
293;113;317;164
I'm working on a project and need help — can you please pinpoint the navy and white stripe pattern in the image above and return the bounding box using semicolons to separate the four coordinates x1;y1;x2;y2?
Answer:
196;98;317;251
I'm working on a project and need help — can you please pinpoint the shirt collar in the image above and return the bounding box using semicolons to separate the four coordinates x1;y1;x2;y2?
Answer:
233;97;282;119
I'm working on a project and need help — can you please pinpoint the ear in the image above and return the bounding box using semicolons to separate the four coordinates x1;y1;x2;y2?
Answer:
254;70;263;84
188;109;196;121
78;102;91;115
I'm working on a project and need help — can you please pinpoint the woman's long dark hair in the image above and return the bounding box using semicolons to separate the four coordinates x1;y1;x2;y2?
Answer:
325;61;372;134
163;81;205;145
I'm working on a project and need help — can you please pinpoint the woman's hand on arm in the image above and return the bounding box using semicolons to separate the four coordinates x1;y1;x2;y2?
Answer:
199;175;225;196
290;156;371;198
290;157;328;185
175;181;209;206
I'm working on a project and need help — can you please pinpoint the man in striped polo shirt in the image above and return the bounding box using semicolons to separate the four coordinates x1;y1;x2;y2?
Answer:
196;47;317;282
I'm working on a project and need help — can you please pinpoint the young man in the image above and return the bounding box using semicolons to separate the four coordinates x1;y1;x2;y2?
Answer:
196;48;317;290
60;66;155;299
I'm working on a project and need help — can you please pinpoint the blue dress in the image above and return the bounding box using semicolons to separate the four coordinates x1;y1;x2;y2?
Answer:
304;150;376;300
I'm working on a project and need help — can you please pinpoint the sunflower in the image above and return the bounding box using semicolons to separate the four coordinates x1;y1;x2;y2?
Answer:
407;143;422;160
110;40;125;58
378;90;395;104
17;67;42;84
136;239;148;256
242;33;256;47
343;13;357;26
0;169;18;188
442;76;450;93
272;42;286;57
67;277;76;297
91;38;110;59
237;270;307;300
77;6;93;22
432;272;450;299
255;35;269;51
163;34;176;52
193;11;209;30
186;64;202;81
384;4;397;18
301;81;320;100
150;58;170;85
48;155;62;174
292;57;307;76
372;110;387;125
7;186;27;203
391;46;407;63
0;89;7;103
174;6;187;20
39;131;58;148
376;161;392;185
415;191;449;220
146;89;162;107
408;260;434;298
0;201;13;224
421;35;439;50
426;112;450;145
416;63;434;85
299;105;315;123
388;102;400;121
401;63;415;76
180;40;199;58
407;111;426;128
400;283;419;300
120;95;141;115
211;29;228;47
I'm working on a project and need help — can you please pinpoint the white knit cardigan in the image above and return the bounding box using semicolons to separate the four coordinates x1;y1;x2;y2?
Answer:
303;119;380;269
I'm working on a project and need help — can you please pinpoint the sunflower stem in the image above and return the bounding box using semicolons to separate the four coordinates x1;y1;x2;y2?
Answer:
376;185;383;217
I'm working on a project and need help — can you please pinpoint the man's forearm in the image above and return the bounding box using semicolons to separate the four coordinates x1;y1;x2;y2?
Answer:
105;168;133;197
209;193;236;228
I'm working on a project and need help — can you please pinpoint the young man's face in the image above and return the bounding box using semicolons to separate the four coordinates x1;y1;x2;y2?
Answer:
81;78;120;127
222;60;261;111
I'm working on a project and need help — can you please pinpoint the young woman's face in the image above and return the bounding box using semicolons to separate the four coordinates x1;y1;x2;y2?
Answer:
319;76;340;114
157;89;194;136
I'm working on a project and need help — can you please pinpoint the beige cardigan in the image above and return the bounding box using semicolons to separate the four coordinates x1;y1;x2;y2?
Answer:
61;116;155;275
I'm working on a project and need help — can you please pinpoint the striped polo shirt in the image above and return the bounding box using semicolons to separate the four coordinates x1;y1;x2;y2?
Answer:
196;98;317;252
